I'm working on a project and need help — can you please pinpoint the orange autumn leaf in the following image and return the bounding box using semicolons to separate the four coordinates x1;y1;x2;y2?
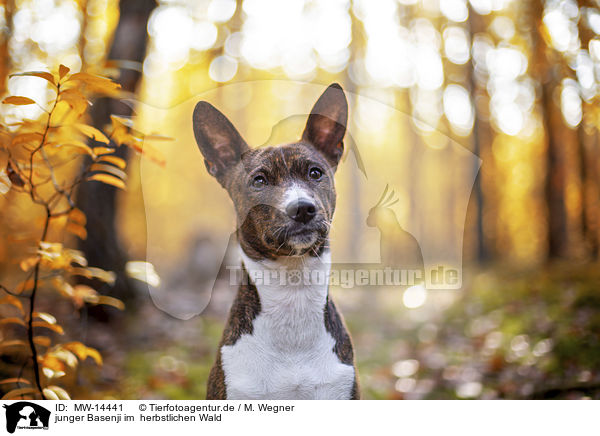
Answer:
62;342;103;365
87;173;126;189
96;296;125;311
90;163;127;180
34;336;52;347
0;378;31;385
42;388;60;400
98;155;126;169
68;72;121;95
0;340;28;351
59;88;89;114
50;349;77;368
70;267;115;285
1;388;37;400
75;123;110;144
0;317;26;327
32;321;64;335
2;96;36;105
12;132;43;146
0;295;24;314
45;385;70;400
92;146;114;155
66;221;87;240
39;354;65;372
33;312;57;324
10;71;56;86
15;278;34;294
58;140;95;156
58;64;70;79
71;284;98;307
20;256;39;271
68;208;87;225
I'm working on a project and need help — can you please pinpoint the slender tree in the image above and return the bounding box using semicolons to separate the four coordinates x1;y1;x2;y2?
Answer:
575;2;598;258
531;0;569;259
466;4;493;262
76;0;156;307
0;0;14;94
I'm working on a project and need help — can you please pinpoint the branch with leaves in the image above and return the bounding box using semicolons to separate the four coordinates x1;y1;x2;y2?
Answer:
0;64;166;400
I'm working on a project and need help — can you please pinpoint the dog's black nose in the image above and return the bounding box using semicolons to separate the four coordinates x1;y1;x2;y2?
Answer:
286;199;316;224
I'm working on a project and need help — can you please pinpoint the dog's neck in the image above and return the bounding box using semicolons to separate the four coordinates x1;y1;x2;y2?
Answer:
239;245;332;349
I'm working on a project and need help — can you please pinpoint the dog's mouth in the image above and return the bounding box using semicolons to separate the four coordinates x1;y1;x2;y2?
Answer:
286;226;320;250
239;205;331;258
270;219;329;255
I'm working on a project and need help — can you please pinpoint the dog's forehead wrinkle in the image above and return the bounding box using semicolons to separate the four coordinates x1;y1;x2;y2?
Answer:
278;147;290;175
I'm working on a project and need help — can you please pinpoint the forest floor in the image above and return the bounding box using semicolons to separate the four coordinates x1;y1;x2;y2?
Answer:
71;262;600;400
3;263;597;400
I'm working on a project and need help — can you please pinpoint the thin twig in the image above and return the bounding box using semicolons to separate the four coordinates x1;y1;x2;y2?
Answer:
28;85;59;202
40;144;75;209
20;88;62;401
0;283;20;296
26;205;51;399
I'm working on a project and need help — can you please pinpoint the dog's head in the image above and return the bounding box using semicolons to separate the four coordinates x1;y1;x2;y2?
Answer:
193;84;347;260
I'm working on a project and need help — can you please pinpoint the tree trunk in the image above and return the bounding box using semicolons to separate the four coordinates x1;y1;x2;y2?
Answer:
576;6;597;258
540;77;568;258
0;0;14;94
76;0;155;311
466;4;492;263
530;0;568;259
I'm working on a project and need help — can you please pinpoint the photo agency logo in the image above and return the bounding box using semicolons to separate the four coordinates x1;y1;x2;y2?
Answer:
2;402;50;433
226;265;460;289
135;81;480;319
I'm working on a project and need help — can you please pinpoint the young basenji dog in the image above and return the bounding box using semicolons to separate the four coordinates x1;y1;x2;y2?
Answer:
193;83;359;400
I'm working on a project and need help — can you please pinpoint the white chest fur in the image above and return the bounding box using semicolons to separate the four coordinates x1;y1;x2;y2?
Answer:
220;249;355;400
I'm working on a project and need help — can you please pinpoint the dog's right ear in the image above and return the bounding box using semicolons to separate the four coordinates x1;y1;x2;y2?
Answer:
193;101;249;182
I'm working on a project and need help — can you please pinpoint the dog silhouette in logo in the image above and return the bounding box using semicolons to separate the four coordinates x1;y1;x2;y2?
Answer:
3;402;50;434
366;184;424;280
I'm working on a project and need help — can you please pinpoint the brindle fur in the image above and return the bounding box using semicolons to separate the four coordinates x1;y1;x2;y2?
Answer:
206;265;261;399
324;297;360;399
196;84;359;400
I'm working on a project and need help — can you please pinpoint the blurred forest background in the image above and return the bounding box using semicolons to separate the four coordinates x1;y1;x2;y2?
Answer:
1;0;600;399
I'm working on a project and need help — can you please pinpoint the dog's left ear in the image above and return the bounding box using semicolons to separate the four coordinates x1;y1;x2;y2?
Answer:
302;83;348;169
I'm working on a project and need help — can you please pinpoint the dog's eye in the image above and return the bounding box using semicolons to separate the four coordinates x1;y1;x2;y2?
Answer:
252;175;268;188
308;167;323;180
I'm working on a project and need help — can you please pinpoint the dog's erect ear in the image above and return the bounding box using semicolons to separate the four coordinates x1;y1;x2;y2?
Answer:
302;83;348;168
193;101;249;181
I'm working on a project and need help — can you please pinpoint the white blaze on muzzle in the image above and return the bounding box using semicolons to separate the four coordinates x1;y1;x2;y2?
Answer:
282;183;314;212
